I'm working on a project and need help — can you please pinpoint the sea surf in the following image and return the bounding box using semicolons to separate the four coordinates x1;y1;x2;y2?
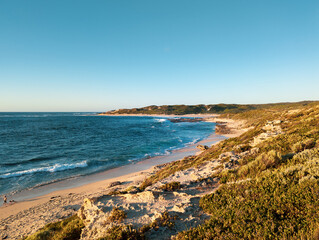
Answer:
0;113;216;196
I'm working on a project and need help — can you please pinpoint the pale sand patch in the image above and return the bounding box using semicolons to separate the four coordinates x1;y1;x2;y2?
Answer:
0;117;246;239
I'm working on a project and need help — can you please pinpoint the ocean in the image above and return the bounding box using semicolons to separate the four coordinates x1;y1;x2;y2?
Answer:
0;113;215;196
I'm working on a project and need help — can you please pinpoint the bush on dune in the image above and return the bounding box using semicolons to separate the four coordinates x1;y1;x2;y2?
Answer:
23;215;84;240
98;225;144;240
107;207;127;223
159;182;181;191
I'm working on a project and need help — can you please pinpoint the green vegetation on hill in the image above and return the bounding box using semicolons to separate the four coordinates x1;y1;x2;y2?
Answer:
177;149;319;239
102;101;317;115
174;103;319;239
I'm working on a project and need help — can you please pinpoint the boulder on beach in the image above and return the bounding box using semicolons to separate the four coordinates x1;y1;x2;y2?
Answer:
107;181;122;188
196;145;209;151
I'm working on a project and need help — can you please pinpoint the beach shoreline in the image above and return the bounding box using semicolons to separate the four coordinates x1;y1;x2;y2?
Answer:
0;116;246;239
0;132;224;218
1;114;219;202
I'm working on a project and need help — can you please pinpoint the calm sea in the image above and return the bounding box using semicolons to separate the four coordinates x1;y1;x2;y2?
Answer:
0;113;215;196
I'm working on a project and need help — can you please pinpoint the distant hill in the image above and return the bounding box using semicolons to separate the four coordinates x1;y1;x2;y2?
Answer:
101;101;318;115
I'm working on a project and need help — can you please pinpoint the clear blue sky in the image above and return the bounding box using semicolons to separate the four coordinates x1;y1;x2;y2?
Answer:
1;0;318;112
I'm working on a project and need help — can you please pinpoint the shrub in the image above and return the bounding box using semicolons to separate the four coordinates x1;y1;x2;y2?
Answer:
23;215;84;240
288;148;319;165
140;211;177;233
157;211;177;229
304;138;316;149
292;138;316;153
99;225;144;240
235;150;282;179
107;190;122;196
306;129;319;136
256;150;282;168
159;182;181;191
234;144;251;153
291;142;304;153
218;169;237;183
313;227;319;240
108;208;127;223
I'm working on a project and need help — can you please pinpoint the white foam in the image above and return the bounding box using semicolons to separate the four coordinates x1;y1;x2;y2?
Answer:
188;138;201;145
0;161;88;179
164;150;171;155
154;118;166;123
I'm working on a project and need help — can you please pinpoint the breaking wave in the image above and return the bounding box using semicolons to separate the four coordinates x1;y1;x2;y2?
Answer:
154;118;167;123
0;161;88;179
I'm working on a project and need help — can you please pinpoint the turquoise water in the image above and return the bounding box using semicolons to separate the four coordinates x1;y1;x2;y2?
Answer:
0;113;215;195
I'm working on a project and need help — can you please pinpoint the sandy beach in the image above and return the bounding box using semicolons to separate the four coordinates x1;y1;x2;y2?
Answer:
0;116;246;239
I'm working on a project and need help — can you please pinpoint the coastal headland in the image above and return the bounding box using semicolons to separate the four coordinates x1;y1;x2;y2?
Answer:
1;101;319;239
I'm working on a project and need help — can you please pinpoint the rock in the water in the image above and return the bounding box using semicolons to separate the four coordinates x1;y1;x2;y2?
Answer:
169;118;203;123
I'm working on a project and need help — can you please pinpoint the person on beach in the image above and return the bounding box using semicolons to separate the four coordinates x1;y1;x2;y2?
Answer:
3;195;7;204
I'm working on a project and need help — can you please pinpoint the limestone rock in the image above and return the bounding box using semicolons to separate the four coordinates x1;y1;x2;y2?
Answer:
251;121;283;147
196;145;209;151
223;158;239;169
107;181;122;188
124;190;157;203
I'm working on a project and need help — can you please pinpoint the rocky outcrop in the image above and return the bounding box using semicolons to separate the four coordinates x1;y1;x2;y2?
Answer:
218;147;260;170
223;159;239;169
74;157;227;239
196;145;209;151
219;151;240;169
214;120;283;171
77;183;212;240
251;120;283;146
78;198;108;240
169;118;203;123
107;181;122;188
147;160;220;190
215;123;232;134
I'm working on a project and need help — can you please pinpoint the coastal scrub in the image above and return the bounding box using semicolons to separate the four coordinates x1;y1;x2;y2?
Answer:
176;104;319;239
23;215;84;240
